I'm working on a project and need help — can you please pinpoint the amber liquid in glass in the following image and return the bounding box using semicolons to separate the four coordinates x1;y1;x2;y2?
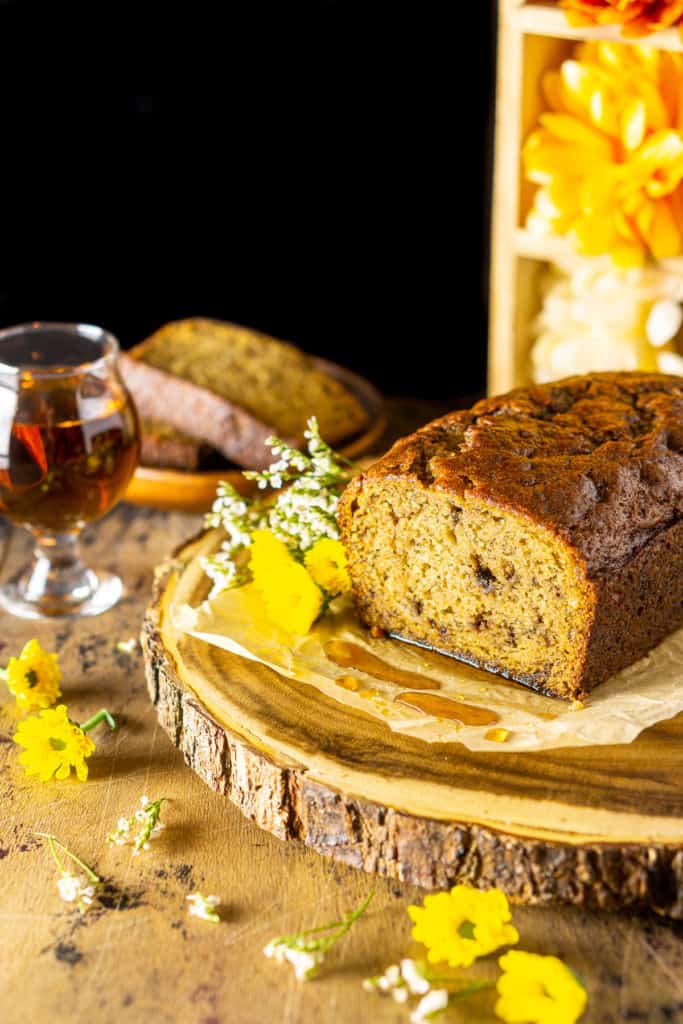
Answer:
0;332;139;531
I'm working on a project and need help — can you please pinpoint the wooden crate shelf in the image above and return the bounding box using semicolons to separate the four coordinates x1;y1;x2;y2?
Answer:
514;228;683;276
488;2;683;394
513;3;683;51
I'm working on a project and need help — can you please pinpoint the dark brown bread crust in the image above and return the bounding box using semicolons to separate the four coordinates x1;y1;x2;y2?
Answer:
339;372;683;697
583;517;683;689
354;373;683;576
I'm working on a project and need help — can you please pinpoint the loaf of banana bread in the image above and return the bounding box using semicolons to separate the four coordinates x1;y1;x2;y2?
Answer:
121;318;369;469
338;373;683;701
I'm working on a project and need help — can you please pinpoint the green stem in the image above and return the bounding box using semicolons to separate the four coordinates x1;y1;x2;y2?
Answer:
0;666;7;681
276;892;374;953
34;832;100;883
299;892;374;937
80;709;116;733
35;833;65;873
443;981;495;1000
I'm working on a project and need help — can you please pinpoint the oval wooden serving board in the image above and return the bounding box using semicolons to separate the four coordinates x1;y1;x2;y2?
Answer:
142;532;683;919
126;356;387;513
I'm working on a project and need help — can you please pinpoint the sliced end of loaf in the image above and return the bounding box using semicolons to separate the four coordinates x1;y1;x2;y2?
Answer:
339;474;594;701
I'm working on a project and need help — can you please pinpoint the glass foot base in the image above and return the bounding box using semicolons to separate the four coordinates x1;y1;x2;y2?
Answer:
0;571;123;620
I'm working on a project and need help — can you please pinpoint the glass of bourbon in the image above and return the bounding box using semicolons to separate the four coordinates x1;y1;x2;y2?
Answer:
0;322;140;618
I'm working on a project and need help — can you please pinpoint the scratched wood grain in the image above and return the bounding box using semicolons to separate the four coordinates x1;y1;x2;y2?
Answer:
0;412;682;1023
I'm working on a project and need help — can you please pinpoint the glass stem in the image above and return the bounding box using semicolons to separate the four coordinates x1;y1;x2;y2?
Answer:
20;530;98;611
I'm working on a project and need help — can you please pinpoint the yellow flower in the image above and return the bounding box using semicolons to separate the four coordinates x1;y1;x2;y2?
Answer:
304;538;351;596
249;530;323;635
407;885;519;969
5;638;62;711
524;42;683;265
560;0;683;40
13;705;95;782
495;950;587;1024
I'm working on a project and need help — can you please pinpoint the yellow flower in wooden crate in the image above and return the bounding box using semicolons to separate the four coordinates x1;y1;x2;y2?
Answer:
560;0;683;40
304;538;350;596
407;884;519;969
13;705;95;782
249;529;323;635
495;950;587;1024
4;638;62;710
524;42;683;265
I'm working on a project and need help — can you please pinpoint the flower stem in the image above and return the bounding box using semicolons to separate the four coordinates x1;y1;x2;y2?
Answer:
80;709;116;733
297;892;374;937
35;833;65;873
34;832;100;883
0;667;7;681
442;981;495;999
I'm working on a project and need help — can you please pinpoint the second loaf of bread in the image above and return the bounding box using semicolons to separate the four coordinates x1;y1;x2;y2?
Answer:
338;372;683;701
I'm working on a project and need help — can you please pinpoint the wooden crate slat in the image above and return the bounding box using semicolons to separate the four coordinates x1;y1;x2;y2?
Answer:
514;228;683;277
489;3;526;394
514;3;683;51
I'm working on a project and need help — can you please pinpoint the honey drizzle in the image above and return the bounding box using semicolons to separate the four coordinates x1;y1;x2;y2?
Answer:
324;640;440;691
396;691;499;726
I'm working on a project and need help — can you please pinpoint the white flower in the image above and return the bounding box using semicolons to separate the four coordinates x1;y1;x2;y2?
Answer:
401;959;430;996
264;894;372;984
263;939;284;961
363;961;413;1001
56;871;97;910
263;940;324;981
205;418;351;597
115;638;138;654
410;988;449;1024
107;817;131;846
646;299;683;348
379;964;401;992
658;350;683;376
107;795;167;853
530;261;683;384
288;949;323;982
187;892;220;924
56;872;82;903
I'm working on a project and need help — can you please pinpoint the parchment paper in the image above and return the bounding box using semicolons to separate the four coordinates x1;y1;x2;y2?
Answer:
173;587;683;752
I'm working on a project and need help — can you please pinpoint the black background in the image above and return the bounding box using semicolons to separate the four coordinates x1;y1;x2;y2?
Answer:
0;1;496;401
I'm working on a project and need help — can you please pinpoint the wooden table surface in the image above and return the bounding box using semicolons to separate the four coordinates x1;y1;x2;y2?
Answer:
1;405;682;1024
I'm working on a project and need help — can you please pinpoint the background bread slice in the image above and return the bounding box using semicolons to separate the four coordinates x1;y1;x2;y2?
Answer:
139;420;209;471
121;318;370;469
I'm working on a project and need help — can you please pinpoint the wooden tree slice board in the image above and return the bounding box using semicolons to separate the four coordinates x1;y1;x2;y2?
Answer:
142;532;683;919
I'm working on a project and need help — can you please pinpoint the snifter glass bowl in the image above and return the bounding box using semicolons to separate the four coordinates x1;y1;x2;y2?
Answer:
0;322;140;618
